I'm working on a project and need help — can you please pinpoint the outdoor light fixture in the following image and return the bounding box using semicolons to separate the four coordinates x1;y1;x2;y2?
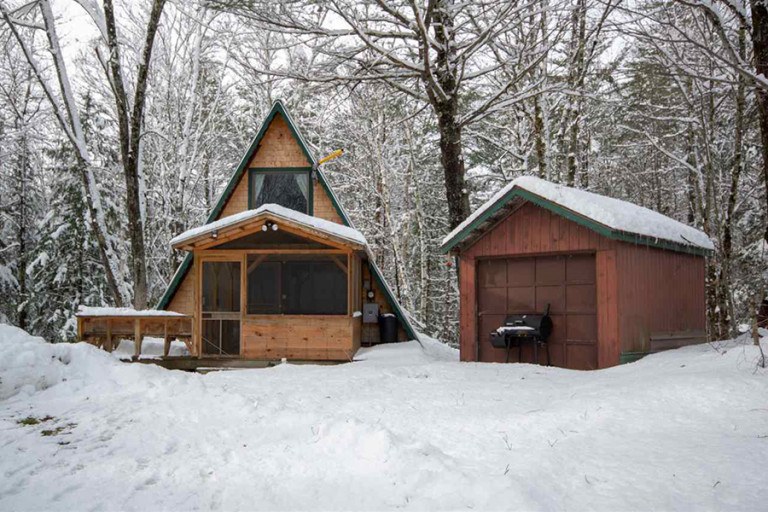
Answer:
211;230;218;239
262;221;279;232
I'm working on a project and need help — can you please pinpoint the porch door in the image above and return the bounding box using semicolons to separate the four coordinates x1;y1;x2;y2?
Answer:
201;260;241;356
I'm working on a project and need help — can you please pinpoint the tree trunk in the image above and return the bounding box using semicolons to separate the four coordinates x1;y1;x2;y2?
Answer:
533;4;549;179
566;0;587;187
716;27;747;339
14;105;29;330
28;0;126;306
431;0;470;229
751;0;768;244
533;96;547;178
406;122;430;323
435;104;470;229
103;0;166;309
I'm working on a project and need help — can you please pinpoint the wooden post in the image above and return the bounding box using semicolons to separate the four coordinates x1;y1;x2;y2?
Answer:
106;318;113;352
163;319;170;357
347;252;352;316
134;318;143;358
194;251;200;358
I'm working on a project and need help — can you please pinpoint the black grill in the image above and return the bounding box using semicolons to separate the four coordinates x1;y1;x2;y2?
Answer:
489;304;553;363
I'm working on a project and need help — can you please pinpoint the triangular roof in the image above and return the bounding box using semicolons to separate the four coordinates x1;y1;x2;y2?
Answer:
441;176;713;256
157;100;417;339
170;204;368;250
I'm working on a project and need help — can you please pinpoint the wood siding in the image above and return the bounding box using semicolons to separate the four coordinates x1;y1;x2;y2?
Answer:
615;244;706;354
248;115;310;168
242;315;356;361
168;112;342;317
596;250;619;368
459;256;477;361
220;114;311;218
462;202;617;260
167;266;195;315
165;109;411;359
361;261;408;344
458;201;707;368
313;181;343;223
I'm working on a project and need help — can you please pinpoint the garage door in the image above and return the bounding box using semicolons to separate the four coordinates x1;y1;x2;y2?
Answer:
476;254;597;369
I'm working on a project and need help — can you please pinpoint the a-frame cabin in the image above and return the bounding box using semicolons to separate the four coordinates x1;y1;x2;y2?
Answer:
156;101;415;361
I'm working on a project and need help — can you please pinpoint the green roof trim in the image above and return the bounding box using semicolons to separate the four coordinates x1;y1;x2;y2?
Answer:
156;253;192;310
157;101;302;311
316;169;354;226
315;167;417;340
156;101;418;341
441;187;711;257
620;351;648;364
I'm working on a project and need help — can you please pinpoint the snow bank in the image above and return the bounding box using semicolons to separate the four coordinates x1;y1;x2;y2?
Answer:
0;324;120;400
1;323;766;511
443;176;714;251
0;325;73;400
170;203;368;247
76;306;187;317
0;324;169;401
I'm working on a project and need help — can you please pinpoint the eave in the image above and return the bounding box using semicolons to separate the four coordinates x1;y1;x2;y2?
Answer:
441;188;713;257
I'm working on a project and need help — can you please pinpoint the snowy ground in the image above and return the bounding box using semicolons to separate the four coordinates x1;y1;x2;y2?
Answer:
1;324;766;511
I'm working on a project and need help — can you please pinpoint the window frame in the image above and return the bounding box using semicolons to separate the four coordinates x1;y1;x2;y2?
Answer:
248;167;314;214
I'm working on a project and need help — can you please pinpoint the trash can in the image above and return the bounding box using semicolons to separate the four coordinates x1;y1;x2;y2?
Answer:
378;313;398;343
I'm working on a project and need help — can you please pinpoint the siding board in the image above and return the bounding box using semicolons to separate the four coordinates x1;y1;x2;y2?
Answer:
457;201;707;369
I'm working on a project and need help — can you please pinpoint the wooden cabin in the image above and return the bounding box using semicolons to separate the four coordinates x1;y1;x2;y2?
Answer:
144;101;415;362
441;177;713;370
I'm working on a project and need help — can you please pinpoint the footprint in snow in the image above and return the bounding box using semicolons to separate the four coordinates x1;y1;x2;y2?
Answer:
134;474;159;490
51;483;82;502
164;440;179;455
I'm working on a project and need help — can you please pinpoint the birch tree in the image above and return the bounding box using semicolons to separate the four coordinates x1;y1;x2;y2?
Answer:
0;0;130;305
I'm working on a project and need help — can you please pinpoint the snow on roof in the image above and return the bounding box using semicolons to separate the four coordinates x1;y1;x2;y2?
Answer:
170;203;368;248
76;306;188;317
443;176;714;252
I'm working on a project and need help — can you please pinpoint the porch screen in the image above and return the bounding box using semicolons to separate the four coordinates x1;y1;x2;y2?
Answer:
201;261;241;356
247;255;347;315
202;261;240;312
250;170;309;213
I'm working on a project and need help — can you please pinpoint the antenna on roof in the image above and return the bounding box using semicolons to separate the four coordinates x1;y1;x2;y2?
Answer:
317;149;344;167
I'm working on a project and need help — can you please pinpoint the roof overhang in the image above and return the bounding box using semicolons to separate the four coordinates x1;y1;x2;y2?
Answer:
171;205;367;252
441;187;713;257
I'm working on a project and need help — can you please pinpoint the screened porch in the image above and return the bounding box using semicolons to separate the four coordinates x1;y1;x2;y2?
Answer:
170;204;366;361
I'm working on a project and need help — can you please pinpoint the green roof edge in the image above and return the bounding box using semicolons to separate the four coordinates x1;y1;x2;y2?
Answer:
440;187;711;257
315;168;418;340
156;102;419;341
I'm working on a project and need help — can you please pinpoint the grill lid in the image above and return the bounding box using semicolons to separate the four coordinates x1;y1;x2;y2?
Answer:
490;304;553;342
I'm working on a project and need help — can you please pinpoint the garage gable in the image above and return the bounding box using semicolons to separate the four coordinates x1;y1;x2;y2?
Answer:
441;177;713;256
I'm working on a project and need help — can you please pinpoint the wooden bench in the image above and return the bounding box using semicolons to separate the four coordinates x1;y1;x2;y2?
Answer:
76;308;194;358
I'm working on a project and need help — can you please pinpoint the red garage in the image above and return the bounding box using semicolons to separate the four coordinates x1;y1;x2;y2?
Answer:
441;177;713;370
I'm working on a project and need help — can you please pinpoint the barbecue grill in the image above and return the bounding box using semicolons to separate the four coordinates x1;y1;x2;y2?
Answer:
489;304;553;364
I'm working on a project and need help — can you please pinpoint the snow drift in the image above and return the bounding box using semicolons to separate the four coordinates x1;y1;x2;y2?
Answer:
1;324;766;511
